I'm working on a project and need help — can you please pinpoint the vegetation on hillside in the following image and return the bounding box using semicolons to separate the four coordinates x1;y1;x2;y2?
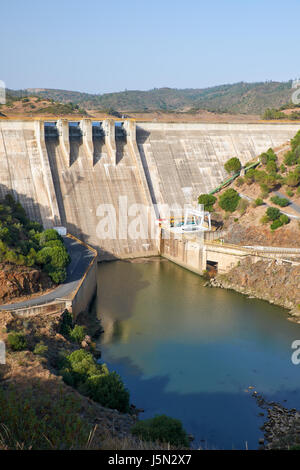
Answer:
5;81;295;115
197;130;300;231
131;415;190;448
262;103;300;121
0;194;70;283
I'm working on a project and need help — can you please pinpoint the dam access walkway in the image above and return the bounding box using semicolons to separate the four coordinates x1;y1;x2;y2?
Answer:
0;236;95;312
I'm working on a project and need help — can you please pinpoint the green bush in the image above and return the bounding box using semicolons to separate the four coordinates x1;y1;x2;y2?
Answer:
235;176;245;187
266;207;281;221
266;160;277;174
285;171;300;187
131;415;190;448
284;151;298;166
260;214;270;225
59;349;130;413
270;219;283;230
83;372;130;413
255;198;264;206
270;196;289;207
33;342;48;356
69;325;86;344
279;214;290;225
219;189;241;212
198;194;216;212
7;331;27;351
224;157;242;174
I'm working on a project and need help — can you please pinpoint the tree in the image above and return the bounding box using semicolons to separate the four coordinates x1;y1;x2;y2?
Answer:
198;194;216;212
224;157;242;174
218;189;241;212
266;207;281;221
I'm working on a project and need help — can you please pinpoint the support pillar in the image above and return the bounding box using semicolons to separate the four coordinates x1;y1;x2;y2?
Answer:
79;119;94;164
56;119;70;166
102;119;116;165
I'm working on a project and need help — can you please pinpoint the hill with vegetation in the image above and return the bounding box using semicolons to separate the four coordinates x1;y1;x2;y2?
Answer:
0;94;87;118
199;130;300;247
6;80;296;115
0;195;70;302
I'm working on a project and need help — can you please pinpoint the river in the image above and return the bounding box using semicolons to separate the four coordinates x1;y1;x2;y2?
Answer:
94;258;300;449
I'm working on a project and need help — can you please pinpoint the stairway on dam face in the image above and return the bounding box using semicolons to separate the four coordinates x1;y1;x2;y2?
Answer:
137;123;300;215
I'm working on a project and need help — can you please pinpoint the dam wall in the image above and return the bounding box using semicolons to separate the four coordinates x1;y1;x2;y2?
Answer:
0;119;299;259
137;123;300;214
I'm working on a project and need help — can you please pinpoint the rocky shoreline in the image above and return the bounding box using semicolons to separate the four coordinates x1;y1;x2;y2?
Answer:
208;258;300;321
252;392;300;450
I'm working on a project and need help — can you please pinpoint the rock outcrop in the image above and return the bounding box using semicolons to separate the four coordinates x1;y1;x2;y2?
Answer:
210;258;300;314
0;263;52;303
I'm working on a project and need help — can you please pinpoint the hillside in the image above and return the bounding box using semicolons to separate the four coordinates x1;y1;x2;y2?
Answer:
6;80;295;115
0;94;87;119
204;134;300;248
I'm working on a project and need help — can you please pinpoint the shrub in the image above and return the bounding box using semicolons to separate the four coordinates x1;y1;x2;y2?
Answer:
270;196;289;207
219;189;241;213
83;372;130;413
69;325;86;344
235;176;245;187
270;219;283;231
285;171;300;187
60;349;101;387
198;194;217;212
224;157;242;174
266;160;277;174
260;215;270;225
255;198;264;206
286;189;294;197
237;198;249;215
266;207;281;221
59;349;129;413
284;151;298;166
39;229;62;246
131;415;190;448
7;331;27;351
244;168;256;184
59;310;73;337
33;342;48;356
279;214;290;225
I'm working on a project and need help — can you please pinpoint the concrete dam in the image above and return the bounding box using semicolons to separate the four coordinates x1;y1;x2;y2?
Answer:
0;119;299;260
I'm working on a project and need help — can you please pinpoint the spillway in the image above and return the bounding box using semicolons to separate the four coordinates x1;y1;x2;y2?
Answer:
0;119;299;259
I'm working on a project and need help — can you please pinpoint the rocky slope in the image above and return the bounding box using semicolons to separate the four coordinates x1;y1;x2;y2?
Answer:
210;257;300;314
0;263;53;304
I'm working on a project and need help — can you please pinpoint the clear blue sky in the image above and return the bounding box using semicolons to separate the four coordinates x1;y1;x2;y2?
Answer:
1;0;299;94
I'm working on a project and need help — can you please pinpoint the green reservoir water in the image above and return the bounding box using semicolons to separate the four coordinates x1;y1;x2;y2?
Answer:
95;259;300;449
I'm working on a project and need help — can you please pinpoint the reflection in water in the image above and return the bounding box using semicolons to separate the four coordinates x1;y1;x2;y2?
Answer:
95;259;300;449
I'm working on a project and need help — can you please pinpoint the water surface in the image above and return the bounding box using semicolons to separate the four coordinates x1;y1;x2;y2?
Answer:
95;259;300;449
